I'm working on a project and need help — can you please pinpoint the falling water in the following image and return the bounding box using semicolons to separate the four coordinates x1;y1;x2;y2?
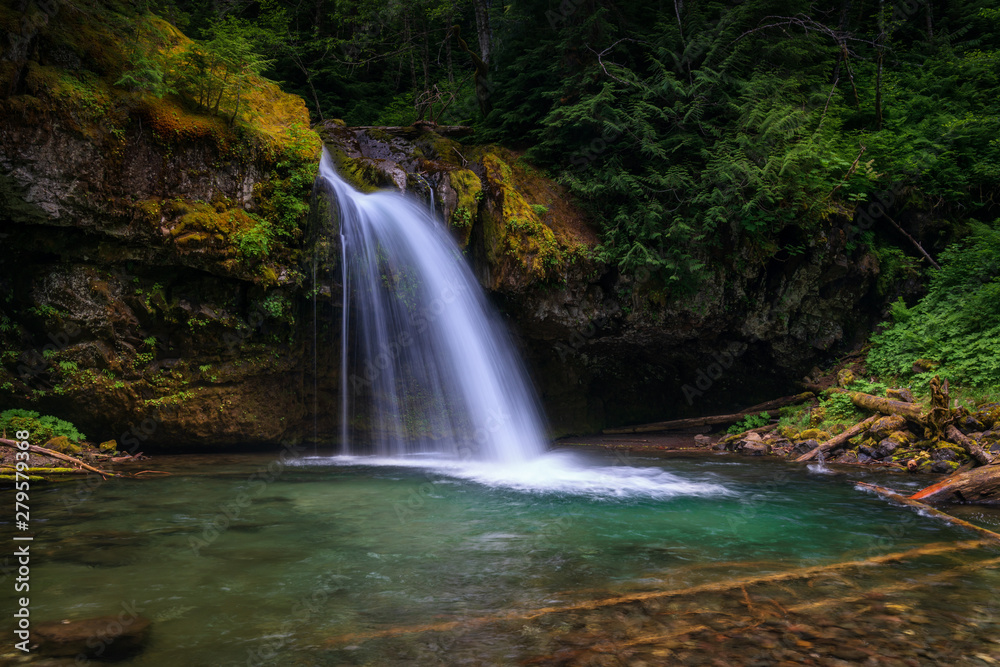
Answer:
320;150;547;463
315;149;731;497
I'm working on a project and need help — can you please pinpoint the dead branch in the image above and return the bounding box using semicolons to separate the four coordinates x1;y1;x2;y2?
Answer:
796;415;878;462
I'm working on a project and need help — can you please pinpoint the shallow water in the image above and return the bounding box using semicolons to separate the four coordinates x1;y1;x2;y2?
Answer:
3;449;999;665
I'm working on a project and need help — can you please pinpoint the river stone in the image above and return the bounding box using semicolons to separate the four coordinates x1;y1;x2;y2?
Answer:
791;439;818;456
694;434;712;446
740;441;771;456
961;415;986;432
874;438;899;460
932;446;960;462
33;615;151;659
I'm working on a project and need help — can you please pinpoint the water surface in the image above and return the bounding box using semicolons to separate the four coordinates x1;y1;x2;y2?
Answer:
3;450;999;665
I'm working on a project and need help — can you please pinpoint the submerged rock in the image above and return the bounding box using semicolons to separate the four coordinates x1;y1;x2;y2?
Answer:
33;615;151;660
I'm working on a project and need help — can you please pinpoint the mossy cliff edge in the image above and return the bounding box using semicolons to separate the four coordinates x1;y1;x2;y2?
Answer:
0;1;334;449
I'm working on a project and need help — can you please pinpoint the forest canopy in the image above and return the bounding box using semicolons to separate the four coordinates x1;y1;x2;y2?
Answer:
125;1;1000;287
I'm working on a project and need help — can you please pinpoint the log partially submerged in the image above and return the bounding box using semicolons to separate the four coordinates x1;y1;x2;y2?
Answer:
908;465;1000;505
602;392;813;435
857;482;1000;540
795;416;879;462
0;438;116;476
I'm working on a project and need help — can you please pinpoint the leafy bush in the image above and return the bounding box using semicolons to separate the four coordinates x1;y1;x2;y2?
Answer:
0;409;86;444
867;221;1000;387
727;411;770;435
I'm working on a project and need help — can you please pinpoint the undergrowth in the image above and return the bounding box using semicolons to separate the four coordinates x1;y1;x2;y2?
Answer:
867;221;1000;387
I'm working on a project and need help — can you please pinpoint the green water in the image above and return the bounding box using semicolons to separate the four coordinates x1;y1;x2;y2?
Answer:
2;449;999;666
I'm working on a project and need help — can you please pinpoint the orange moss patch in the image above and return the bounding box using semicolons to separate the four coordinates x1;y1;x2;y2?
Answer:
134;95;232;147
481;150;594;284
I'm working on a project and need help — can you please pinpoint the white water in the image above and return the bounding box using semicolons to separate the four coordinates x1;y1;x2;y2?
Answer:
317;150;729;498
320;150;547;463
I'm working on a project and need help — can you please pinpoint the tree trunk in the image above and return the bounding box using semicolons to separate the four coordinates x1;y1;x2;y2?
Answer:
925;2;933;40
601;393;813;435
844;390;924;420
875;0;885;129
471;0;492;66
795;416;878;462
445;11;454;84
858;482;1000;537
909;465;1000;505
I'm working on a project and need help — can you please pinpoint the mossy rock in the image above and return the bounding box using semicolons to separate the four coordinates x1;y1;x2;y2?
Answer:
837;369;855;387
447;168;482;248
808;408;826;427
44;436;81;454
888;430;915;446
779;426;799;440
99;440;118;453
799;428;831;442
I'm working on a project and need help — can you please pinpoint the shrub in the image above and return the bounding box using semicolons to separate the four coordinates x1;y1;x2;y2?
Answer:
0;409;86;444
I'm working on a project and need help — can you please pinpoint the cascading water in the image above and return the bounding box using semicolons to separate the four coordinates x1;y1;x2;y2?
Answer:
314;148;729;499
319;150;547;463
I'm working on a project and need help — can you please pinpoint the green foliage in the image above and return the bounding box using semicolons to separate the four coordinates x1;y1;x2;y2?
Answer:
0;409;86;444
231;213;274;259
261;293;292;321
867;221;1000;386
821;393;863;423
169;15;274;123
727;411;770;434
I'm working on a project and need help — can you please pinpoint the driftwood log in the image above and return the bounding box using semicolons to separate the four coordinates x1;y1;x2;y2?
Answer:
908;465;1000;505
839;389;923;420
603;392;814;435
0;438;115;476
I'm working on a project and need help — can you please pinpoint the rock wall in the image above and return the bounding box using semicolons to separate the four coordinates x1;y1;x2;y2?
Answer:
0;2;335;450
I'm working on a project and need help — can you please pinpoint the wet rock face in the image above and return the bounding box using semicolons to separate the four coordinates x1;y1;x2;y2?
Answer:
0;91;335;450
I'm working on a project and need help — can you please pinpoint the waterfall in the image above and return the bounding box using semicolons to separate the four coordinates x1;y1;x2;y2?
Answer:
319;150;547;463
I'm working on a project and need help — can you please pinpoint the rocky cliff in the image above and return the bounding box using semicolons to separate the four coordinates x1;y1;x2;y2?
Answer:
0;1;334;449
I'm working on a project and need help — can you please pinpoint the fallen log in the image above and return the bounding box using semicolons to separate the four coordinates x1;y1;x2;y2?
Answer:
0;438;115;476
945;424;994;466
858;482;1000;539
602;392;813;435
843;390;923;420
908;465;1000;505
324;539;989;647
795;415;878;463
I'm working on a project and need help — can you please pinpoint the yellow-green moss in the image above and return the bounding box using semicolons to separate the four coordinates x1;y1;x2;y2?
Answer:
799;428;831;442
481;151;587;284
448;168;482;247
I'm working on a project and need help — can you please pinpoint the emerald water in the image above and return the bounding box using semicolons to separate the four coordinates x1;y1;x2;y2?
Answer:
4;450;1000;665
